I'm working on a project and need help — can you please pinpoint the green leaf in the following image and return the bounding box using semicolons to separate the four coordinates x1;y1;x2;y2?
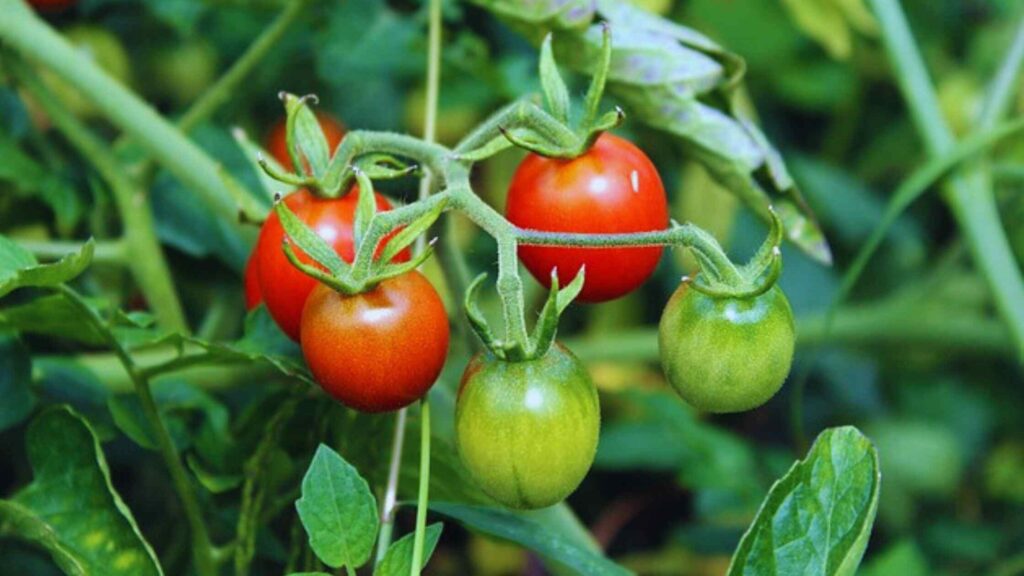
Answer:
106;380;228;452
0;237;93;298
295;445;380;570
373;523;444;576
430;502;633;576
0;332;35;433
0;406;163;575
0;293;166;349
726;426;880;576
539;34;571;123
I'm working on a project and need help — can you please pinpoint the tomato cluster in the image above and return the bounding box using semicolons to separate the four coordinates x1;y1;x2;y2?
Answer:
247;119;794;508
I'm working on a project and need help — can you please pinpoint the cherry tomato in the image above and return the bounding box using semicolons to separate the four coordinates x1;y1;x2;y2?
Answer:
301;272;450;412
266;112;346;173
455;345;600;509
505;133;669;302
29;0;76;11
254;189;409;340
658;283;795;413
243;255;262;310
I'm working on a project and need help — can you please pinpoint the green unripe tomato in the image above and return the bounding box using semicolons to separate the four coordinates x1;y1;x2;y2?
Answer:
658;283;794;413
455;345;600;509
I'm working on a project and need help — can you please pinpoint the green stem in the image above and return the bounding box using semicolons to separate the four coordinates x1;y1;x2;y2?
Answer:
0;0;256;264
10;57;190;333
410;399;432;576
869;0;1024;359
19;238;127;264
56;286;216;576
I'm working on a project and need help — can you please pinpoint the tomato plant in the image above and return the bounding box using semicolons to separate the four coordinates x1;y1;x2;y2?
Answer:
506;132;669;302
16;0;1018;573
658;282;795;413
455;345;599;509
253;188;409;340
301;272;449;412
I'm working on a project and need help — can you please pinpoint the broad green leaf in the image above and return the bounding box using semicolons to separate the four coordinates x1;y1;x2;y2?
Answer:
430;502;633;576
726;426;880;576
106;380;228;452
0;332;34;433
0;237;93;298
373;523;444;576
469;0;594;29
295;445;380;569
0;406;163;575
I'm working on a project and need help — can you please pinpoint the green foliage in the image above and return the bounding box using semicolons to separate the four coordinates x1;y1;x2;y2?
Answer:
0;406;163;576
295;445;379;570
727;427;881;576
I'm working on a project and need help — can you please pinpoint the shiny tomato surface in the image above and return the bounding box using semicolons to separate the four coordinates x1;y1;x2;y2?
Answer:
506;133;669;302
301;272;450;412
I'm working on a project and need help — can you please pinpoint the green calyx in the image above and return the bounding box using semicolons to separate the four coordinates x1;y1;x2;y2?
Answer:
685;205;784;299
273;168;446;296
457;24;621;162
257;93;423;199
465;267;586;362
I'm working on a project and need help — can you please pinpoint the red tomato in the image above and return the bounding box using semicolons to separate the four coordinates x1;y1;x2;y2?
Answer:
266;112;346;173
29;0;77;11
301;272;450;412
505;133;669;302
244;254;262;310
254;188;410;340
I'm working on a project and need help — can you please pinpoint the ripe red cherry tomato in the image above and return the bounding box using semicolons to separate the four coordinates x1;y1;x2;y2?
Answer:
29;0;77;11
243;255;262;310
301;272;450;412
266;113;346;173
254;189;409;340
505;133;669;302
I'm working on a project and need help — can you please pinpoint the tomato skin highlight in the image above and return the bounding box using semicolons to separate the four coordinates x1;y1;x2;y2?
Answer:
243;255;262;310
455;345;600;509
658;283;795;413
266;112;346;172
300;272;450;412
505;133;669;302
254;189;409;340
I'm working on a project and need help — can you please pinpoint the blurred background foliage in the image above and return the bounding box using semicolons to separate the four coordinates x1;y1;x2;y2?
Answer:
1;0;1023;575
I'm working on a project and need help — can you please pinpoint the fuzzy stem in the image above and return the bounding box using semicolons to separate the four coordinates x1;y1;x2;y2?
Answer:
410;399;432;575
